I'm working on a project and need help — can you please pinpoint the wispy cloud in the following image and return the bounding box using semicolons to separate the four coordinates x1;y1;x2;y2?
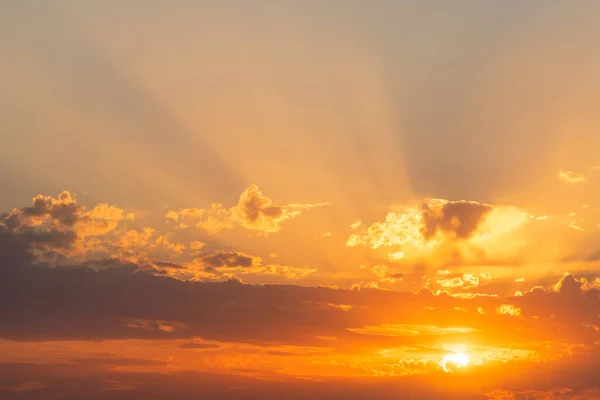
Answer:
557;169;585;183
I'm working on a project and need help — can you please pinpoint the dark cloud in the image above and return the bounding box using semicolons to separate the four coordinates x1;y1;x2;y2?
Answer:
20;192;80;226
199;251;256;268
421;200;493;240
0;240;598;347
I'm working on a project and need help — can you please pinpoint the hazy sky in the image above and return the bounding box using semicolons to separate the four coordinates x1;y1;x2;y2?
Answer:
1;1;600;399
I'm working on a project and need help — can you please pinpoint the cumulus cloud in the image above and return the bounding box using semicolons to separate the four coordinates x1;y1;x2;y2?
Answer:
420;199;492;240
346;199;529;266
2;191;132;237
347;199;494;250
0;191;133;261
0;191;318;284
167;185;328;234
558;169;585;184
346;207;423;249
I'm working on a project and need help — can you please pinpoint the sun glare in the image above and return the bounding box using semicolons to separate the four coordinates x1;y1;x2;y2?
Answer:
440;353;470;372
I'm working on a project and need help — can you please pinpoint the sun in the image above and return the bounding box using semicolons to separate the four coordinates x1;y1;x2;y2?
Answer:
440;352;470;372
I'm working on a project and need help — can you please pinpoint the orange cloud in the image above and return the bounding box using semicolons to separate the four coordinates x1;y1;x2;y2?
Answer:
167;185;328;234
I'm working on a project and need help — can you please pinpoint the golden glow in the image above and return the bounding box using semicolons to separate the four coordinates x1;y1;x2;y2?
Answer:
440;352;470;373
496;304;522;316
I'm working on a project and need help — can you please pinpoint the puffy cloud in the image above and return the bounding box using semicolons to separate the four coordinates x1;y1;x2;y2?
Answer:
558;169;585;184
347;199;495;250
346;207;423;249
0;191;132;260
420;199;492;240
1;191;318;284
167;185;328;234
232;184;327;232
347;198;529;266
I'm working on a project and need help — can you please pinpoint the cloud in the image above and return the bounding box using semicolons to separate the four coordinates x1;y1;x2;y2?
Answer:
1;239;597;346
199;251;259;268
347;199;494;250
0;191;133;261
167;185;328;234
496;305;521;316
1;191;318;285
346;199;529;266
2;192;123;235
558;169;585;184
437;277;465;288
116;228;185;262
420;199;492;240
346;207;423;249
188;253;316;281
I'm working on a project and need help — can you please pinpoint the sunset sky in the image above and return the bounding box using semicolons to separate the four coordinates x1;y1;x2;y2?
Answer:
1;1;600;399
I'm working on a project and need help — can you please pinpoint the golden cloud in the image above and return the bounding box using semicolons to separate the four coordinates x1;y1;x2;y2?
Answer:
166;185;328;234
496;304;522;316
347;198;530;266
1;191;133;260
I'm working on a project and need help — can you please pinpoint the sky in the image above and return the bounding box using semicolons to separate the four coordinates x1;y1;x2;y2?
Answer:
1;1;600;399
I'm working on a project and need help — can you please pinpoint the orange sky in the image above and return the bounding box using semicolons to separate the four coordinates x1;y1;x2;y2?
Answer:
1;1;600;399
